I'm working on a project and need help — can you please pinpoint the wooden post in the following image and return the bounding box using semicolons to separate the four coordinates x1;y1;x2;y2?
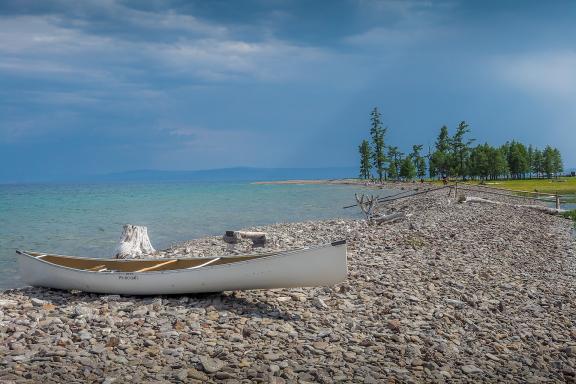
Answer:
455;182;458;198
556;193;560;210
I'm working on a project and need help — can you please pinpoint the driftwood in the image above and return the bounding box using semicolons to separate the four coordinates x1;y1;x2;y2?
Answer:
223;231;267;247
355;193;379;220
114;224;156;259
370;212;407;224
354;193;410;224
464;196;565;215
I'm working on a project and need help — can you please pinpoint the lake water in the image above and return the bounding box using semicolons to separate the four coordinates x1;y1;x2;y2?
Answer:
0;182;388;289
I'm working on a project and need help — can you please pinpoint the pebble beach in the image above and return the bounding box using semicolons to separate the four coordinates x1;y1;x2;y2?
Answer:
1;185;575;383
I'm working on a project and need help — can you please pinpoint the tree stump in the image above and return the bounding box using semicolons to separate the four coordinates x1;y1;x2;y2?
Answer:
223;231;267;247
114;224;156;259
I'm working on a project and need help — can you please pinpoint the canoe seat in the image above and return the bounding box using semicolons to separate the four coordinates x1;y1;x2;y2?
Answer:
187;258;221;269
135;259;178;273
86;264;106;272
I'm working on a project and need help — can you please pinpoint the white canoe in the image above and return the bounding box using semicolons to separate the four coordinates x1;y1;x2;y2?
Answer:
16;240;347;295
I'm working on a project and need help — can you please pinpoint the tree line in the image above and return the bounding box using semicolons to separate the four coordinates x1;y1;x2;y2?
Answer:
358;107;564;181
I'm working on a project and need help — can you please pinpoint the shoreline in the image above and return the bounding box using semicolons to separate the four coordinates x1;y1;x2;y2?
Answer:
252;178;431;188
1;188;575;382
253;179;362;185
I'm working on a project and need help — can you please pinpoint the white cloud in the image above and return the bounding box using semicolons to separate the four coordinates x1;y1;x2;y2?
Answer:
0;6;332;86
0;57;111;80
0;16;111;54
159;38;328;81
344;0;453;48
127;10;228;38
345;26;430;46
491;51;576;97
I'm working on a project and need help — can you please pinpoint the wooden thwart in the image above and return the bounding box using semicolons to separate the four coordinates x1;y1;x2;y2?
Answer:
85;264;106;272
135;259;178;273
188;258;221;269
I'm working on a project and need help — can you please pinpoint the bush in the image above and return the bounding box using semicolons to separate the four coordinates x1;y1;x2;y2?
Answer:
561;209;576;222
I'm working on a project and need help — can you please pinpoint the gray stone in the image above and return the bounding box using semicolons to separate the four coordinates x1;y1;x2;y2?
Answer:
461;365;482;374
444;299;466;308
187;368;209;381
199;356;225;373
30;298;47;307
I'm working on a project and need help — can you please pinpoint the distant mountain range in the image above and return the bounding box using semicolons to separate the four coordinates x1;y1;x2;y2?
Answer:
94;167;358;183
95;166;576;181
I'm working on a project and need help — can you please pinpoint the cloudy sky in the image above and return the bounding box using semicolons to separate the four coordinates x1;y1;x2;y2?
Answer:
1;0;575;182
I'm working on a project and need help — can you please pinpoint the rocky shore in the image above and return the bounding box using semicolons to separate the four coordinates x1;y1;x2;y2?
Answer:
1;186;575;383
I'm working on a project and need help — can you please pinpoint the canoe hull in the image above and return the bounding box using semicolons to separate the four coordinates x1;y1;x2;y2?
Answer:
17;242;347;295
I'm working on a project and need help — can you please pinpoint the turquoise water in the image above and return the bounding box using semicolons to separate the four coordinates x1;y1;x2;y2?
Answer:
0;182;387;289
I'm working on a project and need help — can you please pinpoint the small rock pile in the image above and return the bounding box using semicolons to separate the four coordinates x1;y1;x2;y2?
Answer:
1;188;575;383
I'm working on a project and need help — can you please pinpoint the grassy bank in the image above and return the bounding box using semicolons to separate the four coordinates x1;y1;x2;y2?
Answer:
562;209;576;222
478;177;576;194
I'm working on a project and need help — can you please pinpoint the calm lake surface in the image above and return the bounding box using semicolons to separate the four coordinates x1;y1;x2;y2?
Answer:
0;182;390;289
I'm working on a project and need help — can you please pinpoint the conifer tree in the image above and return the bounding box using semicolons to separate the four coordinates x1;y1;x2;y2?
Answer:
532;149;543;178
543;146;554;178
369;107;387;181
358;140;372;179
527;145;534;178
429;125;451;178
410;145;426;179
387;146;402;180
400;156;417;180
553;147;563;177
450;121;474;180
490;147;509;180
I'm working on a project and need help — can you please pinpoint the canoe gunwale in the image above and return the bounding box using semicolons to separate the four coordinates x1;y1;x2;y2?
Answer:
15;240;347;276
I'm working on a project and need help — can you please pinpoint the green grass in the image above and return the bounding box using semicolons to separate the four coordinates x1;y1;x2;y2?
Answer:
477;177;576;195
561;209;576;222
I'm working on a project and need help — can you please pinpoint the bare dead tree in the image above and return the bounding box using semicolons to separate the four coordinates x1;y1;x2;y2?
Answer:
355;193;379;220
355;193;408;224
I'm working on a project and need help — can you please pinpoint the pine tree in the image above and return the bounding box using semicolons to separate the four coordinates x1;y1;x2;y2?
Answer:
450;121;474;180
369;107;387;181
491;147;509;180
543;145;556;178
400;157;417;180
469;143;491;180
532;148;543;178
358;140;372;179
506;141;529;179
387;146;401;180
527;145;534;178
410;145;426;179
429;125;451;178
553;148;563;177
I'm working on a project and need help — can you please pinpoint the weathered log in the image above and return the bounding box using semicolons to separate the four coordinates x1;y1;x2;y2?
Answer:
464;196;565;215
114;224;156;259
223;231;268;246
371;212;406;224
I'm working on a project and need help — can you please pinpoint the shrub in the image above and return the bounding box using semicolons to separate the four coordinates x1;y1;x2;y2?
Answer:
561;209;576;222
